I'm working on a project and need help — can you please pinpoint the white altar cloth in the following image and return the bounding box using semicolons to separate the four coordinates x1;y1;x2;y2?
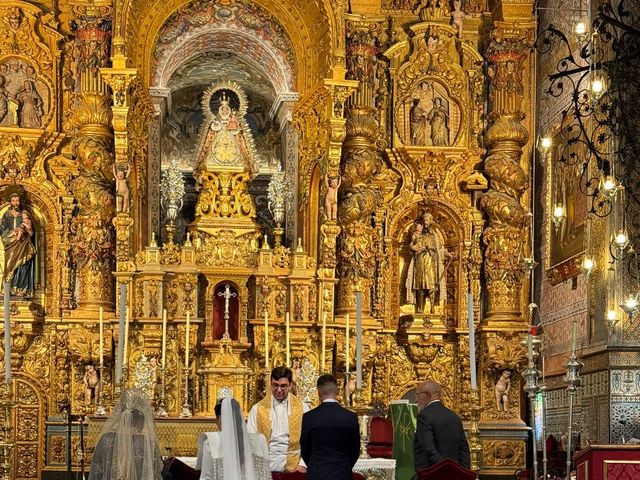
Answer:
174;456;396;480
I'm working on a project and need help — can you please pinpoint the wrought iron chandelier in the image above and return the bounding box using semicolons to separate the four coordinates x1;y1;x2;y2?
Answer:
537;0;640;271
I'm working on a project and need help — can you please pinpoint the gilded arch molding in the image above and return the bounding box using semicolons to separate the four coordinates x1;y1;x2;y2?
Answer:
121;0;335;94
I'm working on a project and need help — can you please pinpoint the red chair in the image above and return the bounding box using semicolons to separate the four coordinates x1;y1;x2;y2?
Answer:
417;458;477;480
367;416;393;458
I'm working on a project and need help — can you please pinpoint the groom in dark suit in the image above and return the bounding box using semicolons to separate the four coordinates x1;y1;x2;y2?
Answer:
301;374;360;480
413;380;470;473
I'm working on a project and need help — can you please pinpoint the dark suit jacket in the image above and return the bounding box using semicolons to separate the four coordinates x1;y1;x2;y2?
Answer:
301;401;361;480
413;400;471;472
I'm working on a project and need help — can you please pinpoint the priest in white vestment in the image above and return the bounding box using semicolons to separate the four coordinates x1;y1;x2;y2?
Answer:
247;366;310;473
197;397;271;480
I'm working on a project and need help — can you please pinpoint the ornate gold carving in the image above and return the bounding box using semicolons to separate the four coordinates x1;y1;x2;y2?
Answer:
485;25;533;115
195;172;256;221
71;93;113;137
193;231;259;269
480;124;529;319
293;85;331;208
482;440;525;467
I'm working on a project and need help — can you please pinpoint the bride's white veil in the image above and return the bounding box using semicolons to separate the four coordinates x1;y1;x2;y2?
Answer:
90;388;160;480
221;397;256;480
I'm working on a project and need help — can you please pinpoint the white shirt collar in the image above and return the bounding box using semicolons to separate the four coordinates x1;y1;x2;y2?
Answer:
322;399;339;403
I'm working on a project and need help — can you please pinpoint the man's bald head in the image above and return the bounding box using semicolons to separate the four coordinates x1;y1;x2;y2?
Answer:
421;381;441;397
416;380;442;409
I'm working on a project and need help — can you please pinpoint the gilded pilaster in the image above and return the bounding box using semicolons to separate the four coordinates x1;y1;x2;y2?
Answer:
100;38;137;275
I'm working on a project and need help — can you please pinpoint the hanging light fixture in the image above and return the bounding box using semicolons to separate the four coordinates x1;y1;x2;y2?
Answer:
552;204;566;229
536;3;640;267
581;257;595;276
601;176;619;198
620;295;639;315
612;231;629;252
539;136;552;153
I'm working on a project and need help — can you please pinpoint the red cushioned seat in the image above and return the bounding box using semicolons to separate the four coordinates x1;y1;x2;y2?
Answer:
271;473;365;480
366;416;393;459
417;458;477;480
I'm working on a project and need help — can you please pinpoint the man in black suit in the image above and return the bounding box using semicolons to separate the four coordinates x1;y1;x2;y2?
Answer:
301;374;360;480
413;380;470;474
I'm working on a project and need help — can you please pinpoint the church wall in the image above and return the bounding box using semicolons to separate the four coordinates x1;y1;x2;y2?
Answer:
534;0;640;447
0;0;548;477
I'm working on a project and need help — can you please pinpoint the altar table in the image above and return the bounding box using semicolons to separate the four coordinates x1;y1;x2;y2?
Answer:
574;445;640;480
354;458;396;480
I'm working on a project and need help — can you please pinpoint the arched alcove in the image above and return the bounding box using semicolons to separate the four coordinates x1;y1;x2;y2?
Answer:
212;282;240;340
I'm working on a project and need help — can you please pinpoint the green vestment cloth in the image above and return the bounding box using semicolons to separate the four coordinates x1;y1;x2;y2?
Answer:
391;401;418;480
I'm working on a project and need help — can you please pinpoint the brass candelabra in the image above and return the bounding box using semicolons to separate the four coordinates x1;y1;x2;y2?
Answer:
156;366;169;417
0;383;13;480
95;364;107;416
468;389;483;472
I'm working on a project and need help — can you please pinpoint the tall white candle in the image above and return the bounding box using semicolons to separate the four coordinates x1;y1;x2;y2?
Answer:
185;311;190;369
570;320;577;355
99;307;104;367
285;312;290;366
345;313;350;374
264;311;269;369
321;312;327;371
161;309;167;370
355;292;363;390
527;333;533;363
116;283;126;385
3;282;10;385
466;293;477;390
123;306;130;369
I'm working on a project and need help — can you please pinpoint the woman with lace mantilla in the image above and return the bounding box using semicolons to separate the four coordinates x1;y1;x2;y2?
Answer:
197;397;271;480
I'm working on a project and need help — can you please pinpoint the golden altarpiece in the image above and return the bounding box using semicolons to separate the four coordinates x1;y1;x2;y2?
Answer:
0;0;537;477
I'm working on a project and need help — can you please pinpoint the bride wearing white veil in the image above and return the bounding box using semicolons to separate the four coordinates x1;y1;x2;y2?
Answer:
88;388;163;480
197;397;270;480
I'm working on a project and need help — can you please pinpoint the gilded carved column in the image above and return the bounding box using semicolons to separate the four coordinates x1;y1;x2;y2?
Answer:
480;25;533;323
477;19;534;475
69;0;115;310
335;15;388;317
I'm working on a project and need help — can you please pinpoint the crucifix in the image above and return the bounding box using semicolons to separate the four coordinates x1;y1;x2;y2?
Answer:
218;284;237;340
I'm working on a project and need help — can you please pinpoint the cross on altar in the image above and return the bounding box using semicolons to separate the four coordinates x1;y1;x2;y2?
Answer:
217;284;237;340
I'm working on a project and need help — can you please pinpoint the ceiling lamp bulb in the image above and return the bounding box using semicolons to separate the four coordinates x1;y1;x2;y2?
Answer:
574;21;588;37
552;205;566;228
602;176;617;197
614;232;629;250
539;136;552;152
621;296;639;315
591;78;605;98
582;257;595;275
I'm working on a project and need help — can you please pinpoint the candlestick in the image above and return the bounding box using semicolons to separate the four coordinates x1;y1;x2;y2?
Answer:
285;312;290;367
161;309;167;370
185;311;190;369
355;292;363;391
345;313;350;374
264;311;269;369
116;283;126;386
99;307;104;367
466;293;477;390
3;283;9;385
123;306;130;370
321;312;327;371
